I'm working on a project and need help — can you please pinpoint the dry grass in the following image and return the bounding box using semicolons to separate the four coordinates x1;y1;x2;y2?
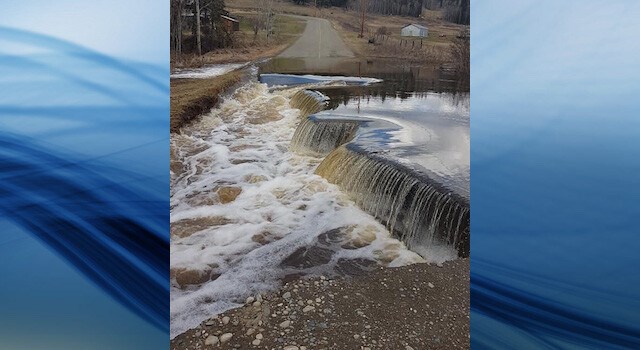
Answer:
170;71;243;132
326;8;465;63
171;44;286;69
227;0;317;17
358;35;450;63
226;0;468;64
172;13;305;69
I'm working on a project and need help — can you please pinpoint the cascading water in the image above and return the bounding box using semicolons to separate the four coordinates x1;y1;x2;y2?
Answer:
290;117;358;156
289;85;470;257
170;68;468;338
316;145;470;257
288;90;328;117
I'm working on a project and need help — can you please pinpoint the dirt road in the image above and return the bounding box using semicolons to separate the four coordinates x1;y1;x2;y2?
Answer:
279;16;354;58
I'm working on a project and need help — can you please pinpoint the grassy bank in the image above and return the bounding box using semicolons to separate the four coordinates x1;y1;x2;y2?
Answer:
170;71;243;133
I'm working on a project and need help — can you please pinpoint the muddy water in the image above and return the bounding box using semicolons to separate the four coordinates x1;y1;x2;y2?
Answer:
170;71;431;337
276;58;470;255
260;57;468;93
291;86;469;256
170;59;469;337
316;88;470;198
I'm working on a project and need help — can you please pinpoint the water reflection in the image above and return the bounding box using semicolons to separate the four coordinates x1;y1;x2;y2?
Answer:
259;57;469;94
314;90;470;199
263;58;471;256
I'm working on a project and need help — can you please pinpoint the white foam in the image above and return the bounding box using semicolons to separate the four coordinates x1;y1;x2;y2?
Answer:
298;74;382;85
170;63;247;79
260;73;382;86
170;82;452;338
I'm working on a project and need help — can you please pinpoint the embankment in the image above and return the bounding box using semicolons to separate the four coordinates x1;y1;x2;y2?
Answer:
170;70;245;132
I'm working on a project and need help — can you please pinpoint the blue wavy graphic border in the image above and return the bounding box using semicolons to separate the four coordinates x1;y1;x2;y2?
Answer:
0;26;169;333
471;1;640;348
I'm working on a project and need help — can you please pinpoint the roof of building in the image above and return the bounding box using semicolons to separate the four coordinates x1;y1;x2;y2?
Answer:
402;23;428;30
221;15;239;22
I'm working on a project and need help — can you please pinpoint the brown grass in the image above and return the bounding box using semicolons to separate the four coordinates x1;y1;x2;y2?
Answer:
171;44;287;69
170;71;243;133
172;13;305;70
226;0;468;64
326;8;465;63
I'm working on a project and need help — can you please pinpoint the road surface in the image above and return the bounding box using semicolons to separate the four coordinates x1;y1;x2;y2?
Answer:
279;16;354;59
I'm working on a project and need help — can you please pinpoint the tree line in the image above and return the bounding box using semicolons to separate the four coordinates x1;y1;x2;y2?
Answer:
292;0;349;7
424;0;469;24
289;0;469;24
170;0;231;55
354;0;426;17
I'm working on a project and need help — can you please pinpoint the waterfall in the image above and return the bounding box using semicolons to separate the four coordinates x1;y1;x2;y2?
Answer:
290;117;358;156
289;90;328;117
287;83;470;258
316;145;470;257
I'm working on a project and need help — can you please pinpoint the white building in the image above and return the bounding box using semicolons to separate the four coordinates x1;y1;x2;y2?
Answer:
401;24;428;38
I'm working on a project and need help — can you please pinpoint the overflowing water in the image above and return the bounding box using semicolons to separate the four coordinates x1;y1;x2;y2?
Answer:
291;117;359;156
261;73;382;87
170;63;247;79
170;79;432;337
316;146;469;257
288;90;329;117
290;88;470;256
170;58;469;337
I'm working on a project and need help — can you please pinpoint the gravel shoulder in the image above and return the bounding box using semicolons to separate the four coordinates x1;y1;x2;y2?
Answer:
170;259;469;350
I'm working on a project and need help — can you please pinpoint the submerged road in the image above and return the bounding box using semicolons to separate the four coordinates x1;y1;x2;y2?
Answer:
278;16;354;58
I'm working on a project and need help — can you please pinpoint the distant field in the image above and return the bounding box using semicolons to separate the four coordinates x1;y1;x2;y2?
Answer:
226;0;468;63
234;13;306;41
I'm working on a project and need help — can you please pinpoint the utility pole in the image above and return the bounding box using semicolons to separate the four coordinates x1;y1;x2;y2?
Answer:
359;0;367;38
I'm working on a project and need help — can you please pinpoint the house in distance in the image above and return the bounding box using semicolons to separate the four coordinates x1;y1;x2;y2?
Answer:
401;23;428;38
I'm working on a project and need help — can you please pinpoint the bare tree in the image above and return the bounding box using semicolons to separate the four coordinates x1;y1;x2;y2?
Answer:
251;14;262;40
264;0;276;42
450;29;469;77
172;0;233;57
252;0;276;42
195;0;202;55
359;0;368;38
170;0;186;54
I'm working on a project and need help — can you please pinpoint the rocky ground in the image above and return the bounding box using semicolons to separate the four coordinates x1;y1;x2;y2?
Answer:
171;259;469;350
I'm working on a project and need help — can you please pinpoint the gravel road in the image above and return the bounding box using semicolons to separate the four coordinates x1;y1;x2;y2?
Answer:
278;16;354;59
